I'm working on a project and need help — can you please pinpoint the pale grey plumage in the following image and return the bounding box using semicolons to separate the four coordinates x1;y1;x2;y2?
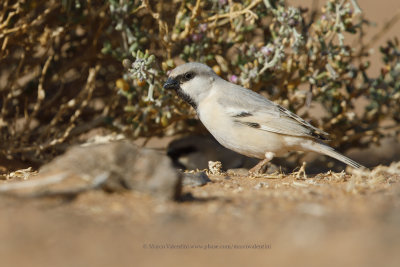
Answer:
214;80;328;140
164;62;364;170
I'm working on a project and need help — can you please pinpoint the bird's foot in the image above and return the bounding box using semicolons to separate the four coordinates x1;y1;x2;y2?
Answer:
249;152;275;175
249;161;269;174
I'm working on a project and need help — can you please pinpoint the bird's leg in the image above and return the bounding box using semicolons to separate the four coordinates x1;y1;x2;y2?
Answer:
249;152;275;174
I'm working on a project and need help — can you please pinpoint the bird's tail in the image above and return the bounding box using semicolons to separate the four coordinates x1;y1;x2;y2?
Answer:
306;142;365;169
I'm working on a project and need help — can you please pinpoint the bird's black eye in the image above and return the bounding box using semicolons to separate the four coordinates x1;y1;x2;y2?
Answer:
183;72;194;81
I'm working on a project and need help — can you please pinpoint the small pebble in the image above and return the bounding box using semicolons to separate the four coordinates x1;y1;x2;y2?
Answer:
181;171;211;187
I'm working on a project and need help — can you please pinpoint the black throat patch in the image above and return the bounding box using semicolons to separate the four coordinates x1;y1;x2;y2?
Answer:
176;87;197;110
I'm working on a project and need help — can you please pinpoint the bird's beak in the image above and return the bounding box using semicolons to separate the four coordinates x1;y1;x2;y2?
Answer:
163;77;179;90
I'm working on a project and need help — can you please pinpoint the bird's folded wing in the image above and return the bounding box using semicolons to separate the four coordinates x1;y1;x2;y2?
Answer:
220;96;328;140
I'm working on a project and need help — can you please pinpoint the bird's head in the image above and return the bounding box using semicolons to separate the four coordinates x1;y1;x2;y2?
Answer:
163;62;218;109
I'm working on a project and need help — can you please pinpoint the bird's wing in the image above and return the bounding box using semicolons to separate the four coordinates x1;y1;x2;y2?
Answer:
217;82;328;140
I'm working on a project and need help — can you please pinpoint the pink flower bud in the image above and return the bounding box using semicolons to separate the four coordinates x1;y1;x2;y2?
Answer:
229;74;238;83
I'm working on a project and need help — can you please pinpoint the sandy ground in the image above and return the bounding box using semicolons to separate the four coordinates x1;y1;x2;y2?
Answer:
1;164;400;267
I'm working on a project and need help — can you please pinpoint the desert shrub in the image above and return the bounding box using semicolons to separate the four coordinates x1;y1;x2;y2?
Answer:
0;0;399;165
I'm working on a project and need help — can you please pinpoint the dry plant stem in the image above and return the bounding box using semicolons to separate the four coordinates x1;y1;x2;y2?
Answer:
1;51;25;131
5;65;100;155
46;65;100;148
40;63;99;140
47;79;91;128
207;0;262;24
0;35;8;57
22;55;53;136
249;158;271;174
178;0;202;40
294;162;307;180
0;1;20;31
0;4;57;38
0;2;58;133
0;10;17;31
141;0;171;58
